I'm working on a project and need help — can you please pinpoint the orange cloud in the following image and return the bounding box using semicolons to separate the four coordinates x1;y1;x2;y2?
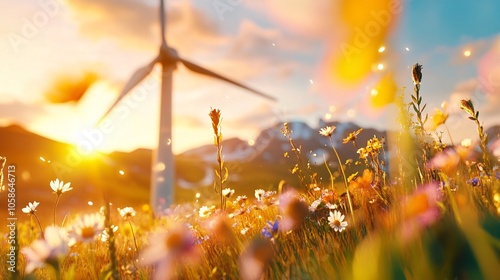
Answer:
44;71;98;103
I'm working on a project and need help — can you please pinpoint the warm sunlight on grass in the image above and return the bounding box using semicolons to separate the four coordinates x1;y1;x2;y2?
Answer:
1;62;499;279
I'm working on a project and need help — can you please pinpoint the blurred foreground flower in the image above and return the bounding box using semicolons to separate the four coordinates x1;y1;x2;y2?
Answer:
140;225;200;280
70;213;105;243
278;190;309;231
21;226;70;274
328;210;348;232
402;182;442;240
239;238;274;280
426;148;461;175
490;138;500;158
209;214;237;245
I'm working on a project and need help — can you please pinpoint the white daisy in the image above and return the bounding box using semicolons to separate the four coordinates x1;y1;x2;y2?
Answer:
309;199;322;212
319;126;336;137
22;201;40;214
222;188;235;198
50;179;72;195
328;210;348;232
235;195;247;204
118;207;137;219
255;189;265;201
326;203;338;210
70;213;105;243
198;206;213;218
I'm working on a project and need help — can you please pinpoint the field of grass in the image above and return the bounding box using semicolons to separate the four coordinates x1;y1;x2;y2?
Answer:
1;63;500;279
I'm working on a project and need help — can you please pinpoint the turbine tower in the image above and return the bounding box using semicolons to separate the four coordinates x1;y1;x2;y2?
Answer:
99;0;276;213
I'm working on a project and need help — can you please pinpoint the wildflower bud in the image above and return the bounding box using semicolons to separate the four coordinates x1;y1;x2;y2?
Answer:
209;108;221;136
411;63;423;85
459;99;475;117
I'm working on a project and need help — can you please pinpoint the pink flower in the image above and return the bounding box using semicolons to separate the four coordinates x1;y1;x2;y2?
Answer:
490;138;500;158
401;182;442;240
239;239;274;280
277;190;309;231
140;224;200;280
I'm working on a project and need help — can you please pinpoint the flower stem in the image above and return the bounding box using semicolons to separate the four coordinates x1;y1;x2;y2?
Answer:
33;213;43;238
128;221;139;253
440;173;461;225
53;195;60;226
329;137;356;224
443;124;455;146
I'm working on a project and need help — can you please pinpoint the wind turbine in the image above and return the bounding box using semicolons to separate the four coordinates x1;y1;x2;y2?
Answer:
99;0;276;213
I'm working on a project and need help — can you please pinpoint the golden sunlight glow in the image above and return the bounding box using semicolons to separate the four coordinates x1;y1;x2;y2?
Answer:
327;0;398;83
377;63;384;70
119;170;125;175
370;73;397;108
248;139;255;146
88;201;93;206
464;50;471;57
378;46;385;53
324;113;332;120
40;157;46;162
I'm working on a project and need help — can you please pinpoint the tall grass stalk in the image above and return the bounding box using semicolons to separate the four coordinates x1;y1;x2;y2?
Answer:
326;132;356;224
460;99;492;175
209;108;228;211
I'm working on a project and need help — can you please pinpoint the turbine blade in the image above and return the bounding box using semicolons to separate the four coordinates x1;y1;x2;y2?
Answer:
160;0;167;45
179;58;277;101
98;58;158;123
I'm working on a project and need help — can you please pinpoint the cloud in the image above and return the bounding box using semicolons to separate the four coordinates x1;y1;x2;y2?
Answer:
0;100;47;124
64;0;223;53
245;0;339;39
174;114;204;128
44;71;99;103
446;77;500;133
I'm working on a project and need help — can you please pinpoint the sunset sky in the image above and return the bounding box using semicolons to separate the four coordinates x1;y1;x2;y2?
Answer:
1;0;500;154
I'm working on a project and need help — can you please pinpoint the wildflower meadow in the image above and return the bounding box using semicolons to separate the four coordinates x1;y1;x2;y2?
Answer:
2;64;500;279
